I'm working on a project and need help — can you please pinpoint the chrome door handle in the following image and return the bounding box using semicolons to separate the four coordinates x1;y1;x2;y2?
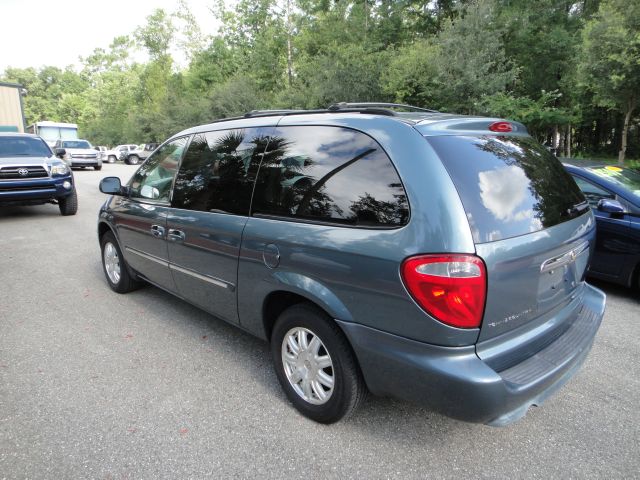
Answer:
168;229;186;241
150;224;165;238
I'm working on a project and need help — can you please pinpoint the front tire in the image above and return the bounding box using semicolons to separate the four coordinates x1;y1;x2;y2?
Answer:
271;304;367;423
58;188;78;216
108;155;117;163
95;164;102;171
100;231;142;293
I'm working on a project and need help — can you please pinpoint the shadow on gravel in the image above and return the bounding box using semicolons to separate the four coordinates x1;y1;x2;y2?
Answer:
0;205;61;219
587;278;638;302
110;279;471;438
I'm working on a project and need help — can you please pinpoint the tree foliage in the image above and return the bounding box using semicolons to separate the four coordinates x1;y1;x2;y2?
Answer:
579;0;640;162
1;0;638;160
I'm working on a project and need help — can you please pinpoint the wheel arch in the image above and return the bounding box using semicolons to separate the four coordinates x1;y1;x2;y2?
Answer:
261;279;353;343
263;291;310;341
97;220;115;242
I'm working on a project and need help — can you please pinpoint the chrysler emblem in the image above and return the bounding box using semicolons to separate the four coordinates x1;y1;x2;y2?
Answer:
18;168;29;176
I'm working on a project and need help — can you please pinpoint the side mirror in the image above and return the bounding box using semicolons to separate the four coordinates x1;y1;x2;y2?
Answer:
55;148;66;158
140;185;160;199
100;176;123;195
597;198;625;215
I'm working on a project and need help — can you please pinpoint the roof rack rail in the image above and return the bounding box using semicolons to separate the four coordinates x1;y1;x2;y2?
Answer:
243;107;399;118
244;109;307;118
327;102;439;113
240;103;441;120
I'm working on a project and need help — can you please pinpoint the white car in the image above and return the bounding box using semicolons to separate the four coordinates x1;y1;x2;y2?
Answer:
103;144;138;163
54;139;102;170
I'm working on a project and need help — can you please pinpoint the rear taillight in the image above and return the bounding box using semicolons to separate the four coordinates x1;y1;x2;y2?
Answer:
488;121;513;133
401;255;487;329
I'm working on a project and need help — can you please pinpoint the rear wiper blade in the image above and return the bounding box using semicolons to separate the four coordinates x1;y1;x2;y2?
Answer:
565;200;589;216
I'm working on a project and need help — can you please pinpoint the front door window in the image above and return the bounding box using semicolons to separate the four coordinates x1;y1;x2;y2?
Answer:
129;137;188;202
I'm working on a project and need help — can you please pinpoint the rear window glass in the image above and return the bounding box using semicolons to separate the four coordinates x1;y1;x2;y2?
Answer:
427;135;586;243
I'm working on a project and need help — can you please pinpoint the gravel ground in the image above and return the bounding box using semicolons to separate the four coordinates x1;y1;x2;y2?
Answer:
1;164;638;479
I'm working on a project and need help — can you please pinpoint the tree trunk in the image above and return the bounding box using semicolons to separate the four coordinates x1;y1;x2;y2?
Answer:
286;0;293;88
618;97;635;165
567;124;572;158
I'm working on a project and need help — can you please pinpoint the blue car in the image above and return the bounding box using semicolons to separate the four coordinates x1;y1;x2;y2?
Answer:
564;163;640;289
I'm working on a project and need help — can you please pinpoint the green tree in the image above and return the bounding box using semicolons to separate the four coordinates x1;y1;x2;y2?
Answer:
433;0;516;113
382;40;441;108
579;0;640;163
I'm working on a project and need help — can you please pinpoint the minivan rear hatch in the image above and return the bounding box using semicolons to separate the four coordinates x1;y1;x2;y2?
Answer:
425;134;592;341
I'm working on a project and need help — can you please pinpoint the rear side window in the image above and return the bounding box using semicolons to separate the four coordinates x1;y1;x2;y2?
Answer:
427;135;586;243
252;126;409;227
172;128;271;214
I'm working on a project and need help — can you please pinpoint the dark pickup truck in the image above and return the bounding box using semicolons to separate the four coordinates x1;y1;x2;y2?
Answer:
0;133;78;215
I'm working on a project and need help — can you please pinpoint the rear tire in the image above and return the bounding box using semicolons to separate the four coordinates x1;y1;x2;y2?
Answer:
58;188;78;216
128;155;140;165
100;231;143;293
271;303;367;424
108;155;117;163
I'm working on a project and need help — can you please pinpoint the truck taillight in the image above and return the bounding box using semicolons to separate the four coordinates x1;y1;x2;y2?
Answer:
401;255;487;329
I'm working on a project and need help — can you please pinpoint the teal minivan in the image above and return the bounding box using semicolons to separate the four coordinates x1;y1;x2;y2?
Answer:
98;103;606;425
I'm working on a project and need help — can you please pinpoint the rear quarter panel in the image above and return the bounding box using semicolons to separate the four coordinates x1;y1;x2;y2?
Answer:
237;116;480;346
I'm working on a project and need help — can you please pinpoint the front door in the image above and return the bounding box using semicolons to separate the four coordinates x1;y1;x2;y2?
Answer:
112;137;188;292
167;127;274;324
571;174;634;280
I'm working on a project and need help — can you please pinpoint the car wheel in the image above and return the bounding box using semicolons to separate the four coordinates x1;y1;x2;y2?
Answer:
128;155;140;165
95;165;102;171
108;155;117;163
58;188;78;216
100;231;143;293
271;303;367;423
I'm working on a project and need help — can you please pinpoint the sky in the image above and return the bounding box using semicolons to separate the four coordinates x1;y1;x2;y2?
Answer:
0;0;222;72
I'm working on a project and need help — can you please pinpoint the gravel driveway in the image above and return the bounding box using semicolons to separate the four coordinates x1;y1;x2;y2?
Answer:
1;165;638;479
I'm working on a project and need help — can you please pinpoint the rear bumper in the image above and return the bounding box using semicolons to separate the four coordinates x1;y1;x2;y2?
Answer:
338;283;605;425
0;175;74;203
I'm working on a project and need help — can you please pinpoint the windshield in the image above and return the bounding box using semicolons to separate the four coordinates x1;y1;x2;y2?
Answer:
36;126;77;141
59;127;77;140
0;136;52;157
37;126;59;141
62;140;91;149
427;135;586;243
588;166;640;202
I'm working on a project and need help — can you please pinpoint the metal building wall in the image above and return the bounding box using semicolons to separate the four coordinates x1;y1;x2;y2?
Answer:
0;83;25;133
